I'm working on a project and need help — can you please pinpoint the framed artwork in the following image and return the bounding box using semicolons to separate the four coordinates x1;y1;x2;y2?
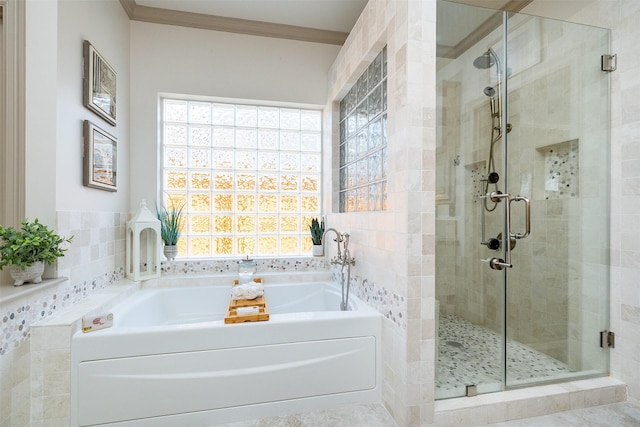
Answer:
83;120;117;192
83;40;117;125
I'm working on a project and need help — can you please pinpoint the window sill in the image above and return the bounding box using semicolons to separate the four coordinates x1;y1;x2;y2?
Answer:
0;277;68;305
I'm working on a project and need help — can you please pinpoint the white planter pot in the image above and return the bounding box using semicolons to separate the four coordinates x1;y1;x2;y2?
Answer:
312;244;324;257
9;261;45;287
164;244;178;261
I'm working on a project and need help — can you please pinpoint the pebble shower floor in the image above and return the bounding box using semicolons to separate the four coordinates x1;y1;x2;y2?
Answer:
436;314;572;398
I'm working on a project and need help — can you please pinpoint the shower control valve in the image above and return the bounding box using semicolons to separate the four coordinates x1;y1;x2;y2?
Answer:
485;238;500;250
482;257;512;270
489;190;510;203
487;172;500;184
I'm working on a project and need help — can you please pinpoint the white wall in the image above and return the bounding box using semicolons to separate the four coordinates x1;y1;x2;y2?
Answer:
24;0;57;224
55;0;130;214
129;22;340;207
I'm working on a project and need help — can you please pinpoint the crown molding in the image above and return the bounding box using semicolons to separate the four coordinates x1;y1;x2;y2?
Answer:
118;0;348;45
438;0;533;59
119;0;135;19
504;0;534;12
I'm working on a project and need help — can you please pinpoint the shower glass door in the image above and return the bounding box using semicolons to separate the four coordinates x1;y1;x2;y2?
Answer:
503;11;610;390
435;0;610;400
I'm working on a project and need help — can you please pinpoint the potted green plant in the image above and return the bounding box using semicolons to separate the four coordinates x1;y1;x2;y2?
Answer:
156;200;184;261
309;217;325;257
0;218;73;286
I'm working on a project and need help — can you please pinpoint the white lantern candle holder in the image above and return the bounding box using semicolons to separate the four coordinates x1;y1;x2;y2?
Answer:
126;200;161;281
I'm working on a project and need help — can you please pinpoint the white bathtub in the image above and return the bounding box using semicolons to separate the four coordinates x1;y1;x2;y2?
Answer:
71;278;381;426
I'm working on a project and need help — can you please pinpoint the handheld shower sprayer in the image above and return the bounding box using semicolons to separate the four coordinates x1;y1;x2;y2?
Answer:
483;85;501;133
473;48;504;213
483;86;496;98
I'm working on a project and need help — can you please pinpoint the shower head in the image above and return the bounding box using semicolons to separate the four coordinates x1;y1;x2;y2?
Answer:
473;50;496;69
483;86;496;98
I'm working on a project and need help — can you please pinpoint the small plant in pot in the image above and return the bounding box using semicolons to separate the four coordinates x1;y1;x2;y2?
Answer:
0;218;73;287
156;199;184;261
309;217;325;257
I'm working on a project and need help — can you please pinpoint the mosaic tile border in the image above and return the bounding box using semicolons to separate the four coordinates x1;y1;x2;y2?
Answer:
0;268;125;357
160;257;329;275
331;267;406;330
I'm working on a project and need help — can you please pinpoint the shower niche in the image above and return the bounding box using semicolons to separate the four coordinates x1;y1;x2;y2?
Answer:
534;139;579;200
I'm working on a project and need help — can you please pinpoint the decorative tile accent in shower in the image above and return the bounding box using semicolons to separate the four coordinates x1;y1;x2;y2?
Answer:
436;314;570;398
540;139;579;199
468;161;487;204
0;267;124;357
160;257;329;275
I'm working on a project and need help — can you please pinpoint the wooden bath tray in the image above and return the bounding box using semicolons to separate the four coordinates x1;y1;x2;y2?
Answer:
225;278;269;324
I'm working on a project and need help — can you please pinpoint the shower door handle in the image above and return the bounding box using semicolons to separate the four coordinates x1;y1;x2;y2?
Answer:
509;196;531;239
488;191;513;269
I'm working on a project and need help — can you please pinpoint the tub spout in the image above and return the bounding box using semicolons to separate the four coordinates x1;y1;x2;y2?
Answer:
322;228;343;262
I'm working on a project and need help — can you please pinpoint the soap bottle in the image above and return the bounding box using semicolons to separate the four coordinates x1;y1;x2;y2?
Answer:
238;256;257;284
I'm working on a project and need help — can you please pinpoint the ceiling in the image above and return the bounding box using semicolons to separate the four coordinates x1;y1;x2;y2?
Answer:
121;0;535;47
122;0;368;44
134;0;369;34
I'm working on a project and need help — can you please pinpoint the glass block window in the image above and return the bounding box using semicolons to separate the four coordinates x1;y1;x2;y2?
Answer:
161;98;322;258
339;46;387;212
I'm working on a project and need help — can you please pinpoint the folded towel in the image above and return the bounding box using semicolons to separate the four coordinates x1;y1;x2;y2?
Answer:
230;280;264;300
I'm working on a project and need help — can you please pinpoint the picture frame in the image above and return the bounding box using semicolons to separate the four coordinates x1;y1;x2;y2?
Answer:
83;40;117;125
83;120;118;192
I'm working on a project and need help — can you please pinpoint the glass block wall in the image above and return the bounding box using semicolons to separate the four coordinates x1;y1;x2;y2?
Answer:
339;46;387;212
162;99;322;258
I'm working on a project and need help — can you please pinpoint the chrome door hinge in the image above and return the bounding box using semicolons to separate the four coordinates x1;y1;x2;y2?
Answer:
601;54;617;72
466;384;477;397
600;330;615;348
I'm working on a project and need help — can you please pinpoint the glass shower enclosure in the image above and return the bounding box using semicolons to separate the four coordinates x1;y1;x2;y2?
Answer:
435;0;610;399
